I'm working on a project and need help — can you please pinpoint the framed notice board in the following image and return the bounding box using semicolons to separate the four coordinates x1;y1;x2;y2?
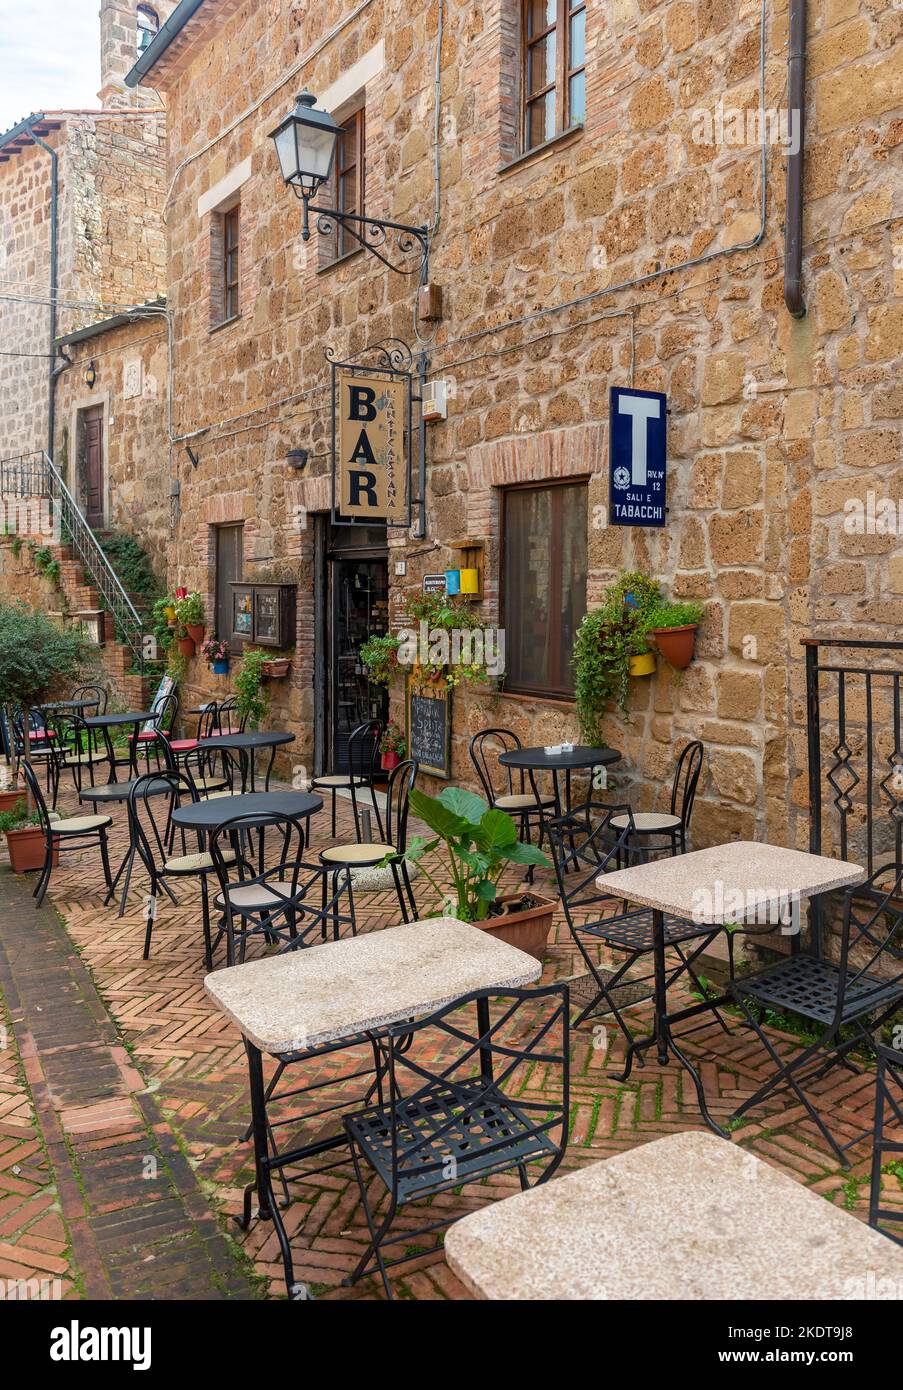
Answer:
405;677;452;779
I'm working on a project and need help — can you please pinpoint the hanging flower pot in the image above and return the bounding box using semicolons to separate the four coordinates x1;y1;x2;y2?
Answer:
163;604;177;624
212;658;229;675
178;636;196;658
186;623;206;645
629;650;656;677
650;624;698;671
381;750;401;771
261;658;291;679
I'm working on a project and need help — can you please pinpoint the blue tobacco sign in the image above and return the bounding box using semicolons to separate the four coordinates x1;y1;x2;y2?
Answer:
609;386;667;527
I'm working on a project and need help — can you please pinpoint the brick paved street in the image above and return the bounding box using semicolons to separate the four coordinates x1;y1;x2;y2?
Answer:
0;780;891;1301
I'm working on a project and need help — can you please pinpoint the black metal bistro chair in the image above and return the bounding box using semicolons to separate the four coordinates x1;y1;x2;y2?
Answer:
127;769;238;968
311;719;384;839
129;691;180;773
215;696;248;736
209;812;354;967
869;1043;903;1246
179;739;233;802
54;711;113;803
168;701;218;765
547;805;729;1059
318;758;419;927
12;705;59;801
609;739;704;859
22;760;114;907
71;683;107;714
343;982;570;1300
730;861;903;1169
469;727;555;874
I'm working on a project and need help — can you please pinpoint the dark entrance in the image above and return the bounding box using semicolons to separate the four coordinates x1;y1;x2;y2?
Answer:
81;404;104;527
323;523;389;773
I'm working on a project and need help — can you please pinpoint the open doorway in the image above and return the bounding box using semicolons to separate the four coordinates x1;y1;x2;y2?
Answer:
319;523;389;774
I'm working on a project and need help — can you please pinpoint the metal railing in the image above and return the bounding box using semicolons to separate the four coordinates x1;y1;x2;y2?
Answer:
0;450;145;671
805;637;903;877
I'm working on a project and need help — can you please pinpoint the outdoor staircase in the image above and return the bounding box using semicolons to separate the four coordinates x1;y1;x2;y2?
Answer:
0;451;151;709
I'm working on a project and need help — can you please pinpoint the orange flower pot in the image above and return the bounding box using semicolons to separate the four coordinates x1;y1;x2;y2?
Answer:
650;624;698;671
178;636;196;658
5;826;56;874
0;788;25;814
186;624;206;645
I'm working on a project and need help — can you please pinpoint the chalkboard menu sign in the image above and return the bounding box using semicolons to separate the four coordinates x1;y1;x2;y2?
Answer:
406;677;451;779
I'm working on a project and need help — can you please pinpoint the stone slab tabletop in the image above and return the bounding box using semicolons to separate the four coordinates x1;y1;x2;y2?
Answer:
595;841;864;923
444;1131;903;1301
204;916;541;1054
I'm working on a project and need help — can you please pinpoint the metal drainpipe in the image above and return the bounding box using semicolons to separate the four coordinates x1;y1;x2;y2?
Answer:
784;0;807;317
23;123;60;455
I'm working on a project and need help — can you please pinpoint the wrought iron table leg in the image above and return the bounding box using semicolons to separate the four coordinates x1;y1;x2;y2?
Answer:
243;1039;302;1299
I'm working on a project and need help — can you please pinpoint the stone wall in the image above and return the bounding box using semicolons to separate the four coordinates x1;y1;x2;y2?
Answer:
150;0;900;846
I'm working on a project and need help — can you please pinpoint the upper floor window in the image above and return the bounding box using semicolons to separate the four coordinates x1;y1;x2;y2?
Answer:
137;5;159;56
320;104;365;268
222;204;240;322
522;0;586;151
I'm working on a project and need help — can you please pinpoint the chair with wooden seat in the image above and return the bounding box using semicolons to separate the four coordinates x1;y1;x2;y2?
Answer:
311;719;384;838
209;812;353;966
470;727;555;876
128;769;238;968
609;739;704;859
178;741;232;802
22;761;113;907
54;711;113;802
318;758;419;927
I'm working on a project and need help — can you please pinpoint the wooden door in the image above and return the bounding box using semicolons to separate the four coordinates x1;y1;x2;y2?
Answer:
215;524;244;652
83;405;104;527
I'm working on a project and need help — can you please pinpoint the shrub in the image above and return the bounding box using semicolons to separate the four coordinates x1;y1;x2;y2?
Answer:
0;604;87;706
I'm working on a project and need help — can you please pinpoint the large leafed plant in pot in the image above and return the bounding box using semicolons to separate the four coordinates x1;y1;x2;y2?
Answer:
390;786;556;961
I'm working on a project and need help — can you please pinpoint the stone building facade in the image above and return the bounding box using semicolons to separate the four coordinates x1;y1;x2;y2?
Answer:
0;0;172;535
123;0;899;851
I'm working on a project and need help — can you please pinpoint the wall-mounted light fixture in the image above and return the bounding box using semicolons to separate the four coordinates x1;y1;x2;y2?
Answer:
269;92;429;276
287;447;309;471
84;360;97;389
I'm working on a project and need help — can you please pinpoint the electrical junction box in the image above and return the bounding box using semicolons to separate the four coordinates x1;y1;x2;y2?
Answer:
422;380;449;423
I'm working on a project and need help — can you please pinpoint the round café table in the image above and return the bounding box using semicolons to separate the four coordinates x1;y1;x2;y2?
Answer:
498;744;622;822
81;776;173;916
194;731;295;793
41;698;101;713
171;789;323;877
83;710;154;781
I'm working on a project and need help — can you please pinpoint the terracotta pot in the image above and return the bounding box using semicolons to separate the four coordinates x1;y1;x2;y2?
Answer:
5;826;56;874
629;650;656;677
650;623;697;671
178;636;196;658
261;659;291;679
473;892;558;963
0;788;25;814
381;750;401;771
186;624;206;645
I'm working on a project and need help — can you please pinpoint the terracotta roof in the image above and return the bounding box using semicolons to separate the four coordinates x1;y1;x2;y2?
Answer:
0;113;64;163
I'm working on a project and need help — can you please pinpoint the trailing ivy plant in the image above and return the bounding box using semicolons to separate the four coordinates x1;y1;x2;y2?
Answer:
234;648;271;728
573;600;648;736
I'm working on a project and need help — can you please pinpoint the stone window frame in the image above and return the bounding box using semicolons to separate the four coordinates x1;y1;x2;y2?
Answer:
318;99;366;273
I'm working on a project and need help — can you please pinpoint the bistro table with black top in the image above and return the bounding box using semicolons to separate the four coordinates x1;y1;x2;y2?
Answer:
41;697;101;713
80;776;173;916
83;710;154;781
194;730;295;793
498;744;621;823
171;788;323;876
204;916;542;1300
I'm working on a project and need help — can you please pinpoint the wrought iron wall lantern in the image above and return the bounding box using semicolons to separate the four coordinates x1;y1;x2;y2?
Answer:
269;92;429;275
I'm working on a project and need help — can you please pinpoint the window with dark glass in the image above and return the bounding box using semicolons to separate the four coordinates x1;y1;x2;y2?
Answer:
321;105;365;266
523;0;586;152
502;480;588;697
222;204;240;322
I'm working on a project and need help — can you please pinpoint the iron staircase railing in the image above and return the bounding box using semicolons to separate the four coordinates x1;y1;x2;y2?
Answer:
0;450;145;672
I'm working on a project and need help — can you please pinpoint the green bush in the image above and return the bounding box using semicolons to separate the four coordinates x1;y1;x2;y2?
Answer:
0;603;87;706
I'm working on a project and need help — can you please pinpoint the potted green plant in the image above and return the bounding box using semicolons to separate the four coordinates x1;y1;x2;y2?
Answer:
645;599;705;670
379;722;406;771
202;637;230;675
175;591;206;646
235;648;271;728
392;786;556;961
0;801;55;874
400;590;493;690
573;571;667;735
360;632;401;687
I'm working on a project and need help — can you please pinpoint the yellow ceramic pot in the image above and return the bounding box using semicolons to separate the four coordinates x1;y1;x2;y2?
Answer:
629;651;656;677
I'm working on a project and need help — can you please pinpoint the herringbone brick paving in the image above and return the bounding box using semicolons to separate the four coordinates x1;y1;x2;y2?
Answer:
0;771;898;1300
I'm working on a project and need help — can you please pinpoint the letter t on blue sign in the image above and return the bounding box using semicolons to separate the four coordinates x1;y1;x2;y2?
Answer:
609;386;667;527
